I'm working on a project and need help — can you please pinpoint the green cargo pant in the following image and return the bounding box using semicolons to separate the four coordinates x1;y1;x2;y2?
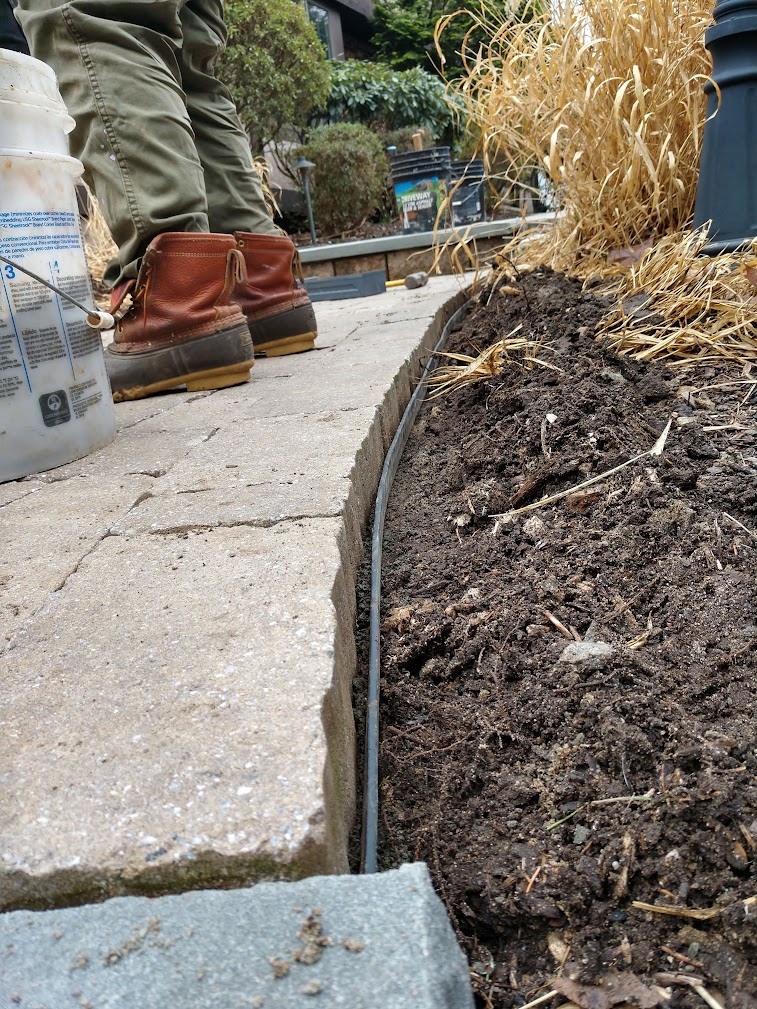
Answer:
16;0;278;287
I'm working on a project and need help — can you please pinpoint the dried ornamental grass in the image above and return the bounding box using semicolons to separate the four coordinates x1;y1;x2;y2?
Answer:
443;0;712;274
82;188;118;290
254;156;280;218
436;0;757;365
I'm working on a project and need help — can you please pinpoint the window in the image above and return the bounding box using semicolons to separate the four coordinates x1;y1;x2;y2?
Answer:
307;2;332;58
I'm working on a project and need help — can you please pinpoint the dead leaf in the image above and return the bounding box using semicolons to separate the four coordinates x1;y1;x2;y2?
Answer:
566;490;603;513
382;606;413;632
743;264;757;288
607;237;654;268
553;971;669;1009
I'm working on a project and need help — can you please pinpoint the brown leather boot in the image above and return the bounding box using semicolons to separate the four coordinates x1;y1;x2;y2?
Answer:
106;233;254;402
233;232;317;356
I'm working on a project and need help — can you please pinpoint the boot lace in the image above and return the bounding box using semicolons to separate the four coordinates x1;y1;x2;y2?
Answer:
112;263;152;332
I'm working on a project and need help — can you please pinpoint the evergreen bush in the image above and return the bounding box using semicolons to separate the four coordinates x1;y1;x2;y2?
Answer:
219;0;330;155
297;124;390;235
326;61;451;139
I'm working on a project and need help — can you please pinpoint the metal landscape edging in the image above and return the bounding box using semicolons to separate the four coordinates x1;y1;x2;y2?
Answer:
361;298;472;874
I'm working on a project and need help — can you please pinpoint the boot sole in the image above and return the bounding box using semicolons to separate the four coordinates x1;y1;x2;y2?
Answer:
107;324;254;402
112;362;253;402
247;304;318;357
255;331;317;357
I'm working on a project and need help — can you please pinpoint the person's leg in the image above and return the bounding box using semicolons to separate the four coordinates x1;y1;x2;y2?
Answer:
16;0;254;400
177;0;317;356
15;0;210;287
1;0;30;53
177;0;276;238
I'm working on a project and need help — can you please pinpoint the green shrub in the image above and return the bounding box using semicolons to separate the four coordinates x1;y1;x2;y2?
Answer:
219;0;330;155
326;61;451;139
297;124;390;235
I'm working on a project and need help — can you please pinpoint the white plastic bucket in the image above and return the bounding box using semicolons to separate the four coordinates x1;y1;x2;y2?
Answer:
0;48;116;483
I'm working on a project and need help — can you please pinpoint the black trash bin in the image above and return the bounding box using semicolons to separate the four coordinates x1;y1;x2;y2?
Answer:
693;0;757;252
449;159;486;226
390;147;451;233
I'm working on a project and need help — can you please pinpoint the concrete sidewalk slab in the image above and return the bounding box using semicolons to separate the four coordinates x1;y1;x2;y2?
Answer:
0;277;469;910
0;863;475;1008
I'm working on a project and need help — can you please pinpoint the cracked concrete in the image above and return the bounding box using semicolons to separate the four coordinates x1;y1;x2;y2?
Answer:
0;276;469;910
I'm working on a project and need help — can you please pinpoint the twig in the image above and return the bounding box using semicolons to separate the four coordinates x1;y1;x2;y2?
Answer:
493;419;672;521
546;807;582;830
524;865;542;894
516;992;559;1009
632;901;720;920
590;789;655;806
655;973;725;1009
660;945;705;969
543;609;575;640
546;790;654;829
722;512;756;540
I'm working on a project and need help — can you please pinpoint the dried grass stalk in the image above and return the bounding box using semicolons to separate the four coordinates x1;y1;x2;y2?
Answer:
254;156;280;218
599;227;757;362
425;323;558;398
82;188;118;290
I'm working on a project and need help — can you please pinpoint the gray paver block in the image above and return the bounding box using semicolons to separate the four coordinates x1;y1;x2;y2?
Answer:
1;521;355;907
0;863;474;1008
0;476;153;649
0;275;470;909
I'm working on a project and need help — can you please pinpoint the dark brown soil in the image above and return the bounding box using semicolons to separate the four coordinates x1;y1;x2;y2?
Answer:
377;270;757;1008
291;220;400;247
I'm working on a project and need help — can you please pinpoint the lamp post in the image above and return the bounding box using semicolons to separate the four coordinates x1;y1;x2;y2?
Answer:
693;0;757;253
293;156;317;246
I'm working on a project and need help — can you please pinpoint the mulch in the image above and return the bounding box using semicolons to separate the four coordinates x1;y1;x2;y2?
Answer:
373;269;757;1009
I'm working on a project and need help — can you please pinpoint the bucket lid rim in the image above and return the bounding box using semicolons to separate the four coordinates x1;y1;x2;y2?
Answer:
0;148;83;172
0;91;72;120
0;48;57;81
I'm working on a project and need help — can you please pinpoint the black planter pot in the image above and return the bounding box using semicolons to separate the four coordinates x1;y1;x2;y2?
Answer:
693;0;757;253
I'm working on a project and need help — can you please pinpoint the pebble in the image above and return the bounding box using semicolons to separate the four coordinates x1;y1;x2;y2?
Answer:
559;641;613;667
573;825;590;845
599;368;627;385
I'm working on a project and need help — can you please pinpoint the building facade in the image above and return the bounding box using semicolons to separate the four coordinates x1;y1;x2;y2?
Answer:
304;0;374;61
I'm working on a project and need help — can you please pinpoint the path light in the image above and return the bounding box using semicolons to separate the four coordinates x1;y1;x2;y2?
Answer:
293;156;317;246
693;0;757;252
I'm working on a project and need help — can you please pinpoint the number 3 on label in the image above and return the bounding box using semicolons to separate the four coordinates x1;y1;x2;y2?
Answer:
3;265;15;280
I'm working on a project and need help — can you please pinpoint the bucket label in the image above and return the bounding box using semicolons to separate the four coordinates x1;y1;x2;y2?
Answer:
394;176;447;233
69;378;103;418
39;388;71;427
0;216;104;419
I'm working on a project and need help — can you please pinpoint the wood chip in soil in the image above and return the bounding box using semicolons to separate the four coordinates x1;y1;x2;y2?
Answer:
375;269;757;1009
